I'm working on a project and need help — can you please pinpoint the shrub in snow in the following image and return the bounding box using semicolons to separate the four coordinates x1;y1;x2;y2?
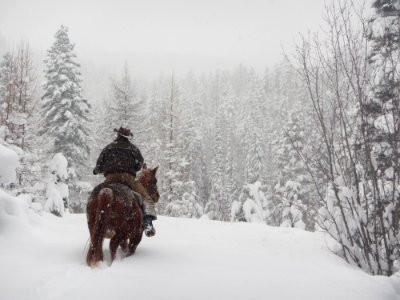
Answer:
232;182;269;223
49;153;68;181
68;180;93;213
318;176;400;276
242;199;264;223
44;189;64;217
0;126;6;140
231;200;245;222
271;111;314;230
165;191;203;218
279;180;306;230
45;153;69;216
0;144;19;186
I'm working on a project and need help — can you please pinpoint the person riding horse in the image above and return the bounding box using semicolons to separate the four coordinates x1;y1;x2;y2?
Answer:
93;127;157;237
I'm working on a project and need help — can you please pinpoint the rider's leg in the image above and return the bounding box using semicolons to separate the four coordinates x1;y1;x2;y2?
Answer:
131;181;156;237
132;180;157;220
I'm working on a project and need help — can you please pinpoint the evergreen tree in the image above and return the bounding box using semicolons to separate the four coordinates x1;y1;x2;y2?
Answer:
205;114;229;220
39;25;91;210
142;80;164;166
233;72;268;223
245;73;265;183
159;74;183;214
272;112;310;229
367;0;400;175
223;87;239;213
90;98;113;180
110;62;145;143
364;0;400;274
0;52;16;141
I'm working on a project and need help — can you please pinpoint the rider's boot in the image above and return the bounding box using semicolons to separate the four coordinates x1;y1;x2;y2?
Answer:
143;215;156;237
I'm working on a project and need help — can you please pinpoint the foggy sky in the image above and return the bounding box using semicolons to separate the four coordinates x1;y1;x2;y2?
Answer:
0;0;356;77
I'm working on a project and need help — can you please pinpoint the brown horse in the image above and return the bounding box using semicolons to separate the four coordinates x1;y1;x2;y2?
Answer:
86;166;159;267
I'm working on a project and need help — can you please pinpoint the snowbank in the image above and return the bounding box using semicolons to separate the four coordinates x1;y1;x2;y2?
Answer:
0;189;43;234
0;144;19;185
0;214;398;300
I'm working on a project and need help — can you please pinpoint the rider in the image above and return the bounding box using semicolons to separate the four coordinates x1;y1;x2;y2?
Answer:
93;127;157;237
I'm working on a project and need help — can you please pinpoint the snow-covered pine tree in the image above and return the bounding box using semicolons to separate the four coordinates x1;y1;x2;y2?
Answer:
204;74;236;221
159;74;184;215
142;79;164;167
90;98;113;183
232;72;269;223
365;0;400;275
244;74;265;184
367;0;400;176
272;112;309;229
0;52;16;141
166;76;209;218
185;79;210;208
110;63;145;144
205;113;229;220
39;25;91;211
222;82;240;219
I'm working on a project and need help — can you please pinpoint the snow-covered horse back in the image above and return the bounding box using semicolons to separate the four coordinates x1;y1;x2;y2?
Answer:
86;166;159;267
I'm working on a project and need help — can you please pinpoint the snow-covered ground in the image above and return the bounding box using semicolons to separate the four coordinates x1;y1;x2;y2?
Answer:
0;191;399;300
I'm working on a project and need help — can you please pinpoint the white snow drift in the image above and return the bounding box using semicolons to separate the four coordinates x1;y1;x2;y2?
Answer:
0;192;399;300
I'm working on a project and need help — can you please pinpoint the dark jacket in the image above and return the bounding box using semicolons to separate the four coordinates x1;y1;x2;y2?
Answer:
93;136;144;176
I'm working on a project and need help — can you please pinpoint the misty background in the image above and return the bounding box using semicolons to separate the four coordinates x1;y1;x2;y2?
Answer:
0;0;330;77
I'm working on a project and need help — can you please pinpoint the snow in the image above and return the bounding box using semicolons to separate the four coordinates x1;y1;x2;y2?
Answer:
44;188;65;217
49;153;68;180
44;153;69;216
242;181;267;223
0;189;43;234
375;114;395;134
0;144;19;185
0;194;399;300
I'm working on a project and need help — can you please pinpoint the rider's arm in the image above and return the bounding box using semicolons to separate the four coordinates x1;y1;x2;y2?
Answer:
131;146;144;172
93;149;106;175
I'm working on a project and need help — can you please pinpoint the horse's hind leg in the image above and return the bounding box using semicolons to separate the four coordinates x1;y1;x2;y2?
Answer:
127;228;143;256
86;188;112;267
120;239;128;253
110;232;125;264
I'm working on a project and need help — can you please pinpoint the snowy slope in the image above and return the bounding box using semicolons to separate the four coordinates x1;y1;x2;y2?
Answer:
0;195;399;300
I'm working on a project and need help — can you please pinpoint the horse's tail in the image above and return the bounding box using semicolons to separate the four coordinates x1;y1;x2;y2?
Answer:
86;188;113;267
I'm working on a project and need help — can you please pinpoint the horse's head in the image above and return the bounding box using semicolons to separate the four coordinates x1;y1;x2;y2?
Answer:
139;165;160;203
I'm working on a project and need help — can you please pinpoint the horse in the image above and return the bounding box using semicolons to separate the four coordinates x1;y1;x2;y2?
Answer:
86;165;159;267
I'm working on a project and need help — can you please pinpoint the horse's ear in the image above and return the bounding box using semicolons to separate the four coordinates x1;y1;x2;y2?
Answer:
152;165;159;174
